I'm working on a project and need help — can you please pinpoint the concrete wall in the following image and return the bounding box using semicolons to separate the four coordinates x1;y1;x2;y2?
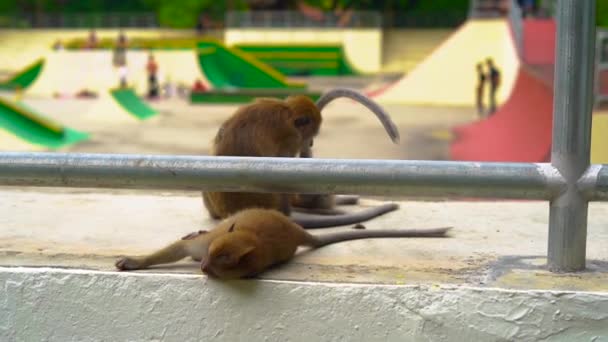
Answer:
225;28;382;73
2;267;607;341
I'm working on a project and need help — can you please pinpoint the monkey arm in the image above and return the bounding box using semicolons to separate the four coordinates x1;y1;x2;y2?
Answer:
115;238;207;271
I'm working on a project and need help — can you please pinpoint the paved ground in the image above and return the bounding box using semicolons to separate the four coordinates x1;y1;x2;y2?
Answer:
19;89;475;160
0;188;606;291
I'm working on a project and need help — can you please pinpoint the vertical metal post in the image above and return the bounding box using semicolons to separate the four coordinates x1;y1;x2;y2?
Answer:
548;0;596;272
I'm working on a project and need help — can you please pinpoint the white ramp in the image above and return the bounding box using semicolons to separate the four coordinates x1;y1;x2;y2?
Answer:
26;50;207;97
27;51;147;97
374;20;520;106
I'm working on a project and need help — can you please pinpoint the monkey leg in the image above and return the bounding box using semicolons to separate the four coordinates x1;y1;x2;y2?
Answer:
115;239;197;271
290;202;399;229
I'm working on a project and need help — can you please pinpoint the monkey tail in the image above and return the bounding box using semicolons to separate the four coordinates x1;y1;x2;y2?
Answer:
315;87;400;143
291;203;399;229
310;227;453;248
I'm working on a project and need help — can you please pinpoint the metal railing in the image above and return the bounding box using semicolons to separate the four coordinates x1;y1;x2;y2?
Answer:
0;12;158;28
0;1;598;273
225;10;381;28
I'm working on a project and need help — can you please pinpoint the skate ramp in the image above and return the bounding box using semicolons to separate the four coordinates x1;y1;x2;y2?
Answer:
235;44;359;76
110;88;157;120
373;20;519;106
0;95;88;149
83;92;141;124
27;51;148;97
522;19;555;65
197;40;305;89
0;59;44;90
26;50;208;98
450;67;553;162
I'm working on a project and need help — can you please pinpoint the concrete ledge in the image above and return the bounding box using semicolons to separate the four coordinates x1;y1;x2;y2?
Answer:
2;267;607;341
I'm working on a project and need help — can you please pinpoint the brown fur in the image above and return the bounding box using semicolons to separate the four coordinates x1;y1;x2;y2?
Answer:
201;94;400;226
202;96;321;219
115;208;451;279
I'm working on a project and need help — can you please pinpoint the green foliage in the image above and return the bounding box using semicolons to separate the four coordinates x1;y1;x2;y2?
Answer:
599;0;608;28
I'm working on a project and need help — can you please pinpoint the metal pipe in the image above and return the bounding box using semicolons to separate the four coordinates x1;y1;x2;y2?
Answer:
0;152;564;199
548;0;596;272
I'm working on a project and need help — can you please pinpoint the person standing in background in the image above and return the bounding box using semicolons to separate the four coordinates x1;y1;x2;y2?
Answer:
475;63;487;116
113;31;128;87
486;58;501;115
146;53;159;98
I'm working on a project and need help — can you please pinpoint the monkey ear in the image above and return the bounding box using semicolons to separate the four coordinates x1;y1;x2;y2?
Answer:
228;223;236;232
236;245;255;260
294;116;311;127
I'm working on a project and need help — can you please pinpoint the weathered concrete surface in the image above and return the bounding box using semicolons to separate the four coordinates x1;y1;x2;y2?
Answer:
0;188;607;291
1;267;607;342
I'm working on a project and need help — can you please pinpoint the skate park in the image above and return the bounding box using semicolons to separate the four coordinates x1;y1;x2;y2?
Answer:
1;1;608;340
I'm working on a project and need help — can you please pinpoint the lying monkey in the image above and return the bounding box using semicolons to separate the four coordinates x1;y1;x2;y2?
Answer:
203;88;401;228
115;208;451;279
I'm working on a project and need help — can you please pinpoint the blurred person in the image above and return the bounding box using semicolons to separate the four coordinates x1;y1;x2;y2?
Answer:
162;75;176;98
118;64;128;88
146;53;159;98
475;63;487;116
52;39;64;51
85;29;98;49
486;58;501;115
113;31;128;68
192;79;208;93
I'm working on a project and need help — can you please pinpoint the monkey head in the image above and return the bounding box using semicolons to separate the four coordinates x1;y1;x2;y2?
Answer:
286;95;322;145
202;224;258;279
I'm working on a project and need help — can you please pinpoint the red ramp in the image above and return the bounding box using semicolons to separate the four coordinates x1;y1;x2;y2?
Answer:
450;67;553;162
522;19;555;65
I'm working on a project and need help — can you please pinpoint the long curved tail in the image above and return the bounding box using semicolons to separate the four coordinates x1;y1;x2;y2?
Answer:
291;203;399;229
316;87;400;143
309;226;452;248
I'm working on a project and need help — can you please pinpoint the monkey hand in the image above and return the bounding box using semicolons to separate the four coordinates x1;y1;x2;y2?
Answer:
115;256;144;271
181;230;209;240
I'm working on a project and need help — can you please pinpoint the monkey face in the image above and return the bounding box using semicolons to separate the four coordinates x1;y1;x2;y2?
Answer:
203;232;257;278
286;96;322;141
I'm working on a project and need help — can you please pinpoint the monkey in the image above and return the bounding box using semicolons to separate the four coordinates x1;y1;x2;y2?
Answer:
202;88;401;228
115;208;452;279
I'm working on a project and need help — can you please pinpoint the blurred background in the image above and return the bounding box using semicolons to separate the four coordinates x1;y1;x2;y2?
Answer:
0;0;606;163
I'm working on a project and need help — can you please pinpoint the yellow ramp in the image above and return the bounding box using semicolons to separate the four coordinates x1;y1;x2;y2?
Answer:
591;111;608;164
375;20;519;106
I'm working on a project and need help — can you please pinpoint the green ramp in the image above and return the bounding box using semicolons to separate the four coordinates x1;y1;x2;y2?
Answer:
110;88;158;120
0;59;44;90
197;40;306;89
190;88;322;104
0;96;88;149
236;45;359;76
